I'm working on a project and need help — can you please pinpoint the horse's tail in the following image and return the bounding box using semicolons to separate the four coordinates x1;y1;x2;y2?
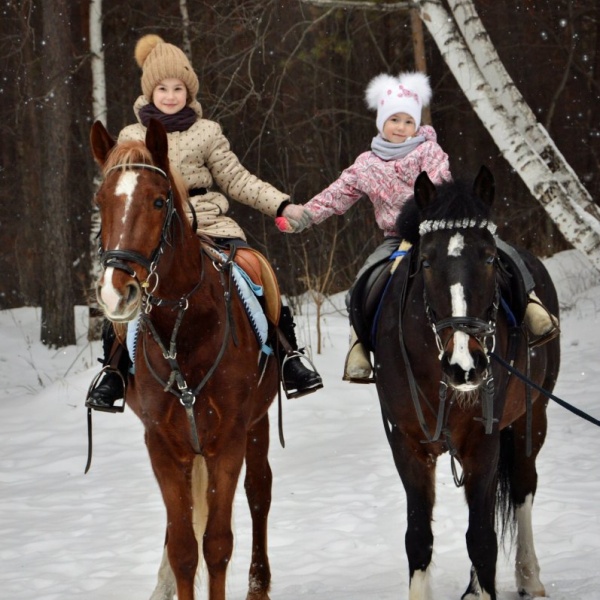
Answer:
192;455;209;544
495;426;517;545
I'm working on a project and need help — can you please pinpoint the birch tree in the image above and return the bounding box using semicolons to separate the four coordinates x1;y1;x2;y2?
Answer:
88;0;106;340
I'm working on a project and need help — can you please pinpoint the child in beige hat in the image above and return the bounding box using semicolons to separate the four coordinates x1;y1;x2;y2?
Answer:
86;35;321;412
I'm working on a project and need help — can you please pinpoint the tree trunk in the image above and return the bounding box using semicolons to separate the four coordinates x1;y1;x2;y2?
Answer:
414;0;600;269
40;0;76;347
88;0;105;341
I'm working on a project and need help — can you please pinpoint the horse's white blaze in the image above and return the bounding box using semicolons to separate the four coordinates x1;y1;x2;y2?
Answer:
448;232;464;257
99;266;122;314
448;282;475;377
115;170;139;228
408;567;432;600
515;494;545;596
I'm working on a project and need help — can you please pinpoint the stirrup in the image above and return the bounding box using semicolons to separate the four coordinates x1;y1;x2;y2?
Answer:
280;351;323;399
527;324;560;348
85;366;127;413
342;340;375;384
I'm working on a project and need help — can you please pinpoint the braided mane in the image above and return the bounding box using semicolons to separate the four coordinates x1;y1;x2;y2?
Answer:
396;178;495;245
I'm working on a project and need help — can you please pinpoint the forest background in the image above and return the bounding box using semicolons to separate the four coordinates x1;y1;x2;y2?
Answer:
1;0;598;346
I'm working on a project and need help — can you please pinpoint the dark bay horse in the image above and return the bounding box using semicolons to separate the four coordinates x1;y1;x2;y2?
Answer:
89;119;279;600
373;167;560;599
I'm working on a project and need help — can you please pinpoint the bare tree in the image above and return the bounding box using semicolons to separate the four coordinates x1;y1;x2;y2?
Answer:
39;0;76;347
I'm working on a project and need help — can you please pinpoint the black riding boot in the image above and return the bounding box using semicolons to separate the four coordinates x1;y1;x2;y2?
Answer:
85;321;131;412
278;306;323;399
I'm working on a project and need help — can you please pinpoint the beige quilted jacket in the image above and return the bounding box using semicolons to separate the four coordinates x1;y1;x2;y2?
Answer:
118;96;289;240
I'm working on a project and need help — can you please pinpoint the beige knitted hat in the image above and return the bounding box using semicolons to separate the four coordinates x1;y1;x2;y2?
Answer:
135;34;199;101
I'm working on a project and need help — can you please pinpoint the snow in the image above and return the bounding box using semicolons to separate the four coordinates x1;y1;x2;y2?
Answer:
1;249;599;600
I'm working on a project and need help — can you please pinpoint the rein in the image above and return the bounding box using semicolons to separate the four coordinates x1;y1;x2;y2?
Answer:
138;249;236;455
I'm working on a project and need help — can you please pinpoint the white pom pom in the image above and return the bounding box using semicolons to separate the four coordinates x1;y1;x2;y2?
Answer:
365;74;399;111
398;72;432;107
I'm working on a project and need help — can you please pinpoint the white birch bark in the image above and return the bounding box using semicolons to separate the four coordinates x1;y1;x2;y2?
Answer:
88;0;105;339
447;0;599;227
413;0;600;269
89;0;106;125
180;0;192;59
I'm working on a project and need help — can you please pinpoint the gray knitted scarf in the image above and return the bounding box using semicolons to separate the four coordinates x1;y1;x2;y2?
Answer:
370;133;426;161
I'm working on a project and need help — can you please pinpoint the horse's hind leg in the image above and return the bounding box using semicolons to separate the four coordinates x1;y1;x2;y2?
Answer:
203;429;247;600
243;414;272;600
149;542;176;600
500;403;548;597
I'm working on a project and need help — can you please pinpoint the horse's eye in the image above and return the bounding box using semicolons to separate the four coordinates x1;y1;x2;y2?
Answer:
154;197;165;209
486;255;495;265
421;258;431;269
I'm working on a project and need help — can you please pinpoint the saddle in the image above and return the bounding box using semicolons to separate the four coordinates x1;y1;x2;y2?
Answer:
349;241;413;353
202;240;282;326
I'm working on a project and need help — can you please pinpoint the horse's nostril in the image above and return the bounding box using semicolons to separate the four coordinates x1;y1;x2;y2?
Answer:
126;284;138;304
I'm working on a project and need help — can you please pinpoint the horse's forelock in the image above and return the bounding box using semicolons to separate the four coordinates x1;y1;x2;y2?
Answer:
102;140;153;174
102;140;187;210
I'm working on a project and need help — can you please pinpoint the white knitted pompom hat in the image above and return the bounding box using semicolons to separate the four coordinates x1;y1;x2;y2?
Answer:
365;71;432;133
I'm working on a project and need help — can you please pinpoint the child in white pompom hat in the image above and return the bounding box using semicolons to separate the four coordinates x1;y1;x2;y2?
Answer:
278;71;452;381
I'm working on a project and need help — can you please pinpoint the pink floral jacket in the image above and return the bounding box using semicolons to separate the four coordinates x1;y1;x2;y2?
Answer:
304;125;451;237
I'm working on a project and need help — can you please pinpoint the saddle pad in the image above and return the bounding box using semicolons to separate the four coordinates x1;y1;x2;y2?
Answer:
203;244;281;325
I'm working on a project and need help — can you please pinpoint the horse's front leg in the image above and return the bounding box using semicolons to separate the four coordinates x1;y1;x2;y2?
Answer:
461;437;500;600
388;426;436;600
243;414;272;600
147;431;199;600
203;428;247;600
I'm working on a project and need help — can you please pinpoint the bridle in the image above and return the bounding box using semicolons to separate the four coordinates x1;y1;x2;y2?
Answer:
98;162;177;300
419;216;500;361
391;217;502;463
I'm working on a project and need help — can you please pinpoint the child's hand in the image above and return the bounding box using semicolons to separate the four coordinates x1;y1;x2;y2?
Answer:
279;204;312;233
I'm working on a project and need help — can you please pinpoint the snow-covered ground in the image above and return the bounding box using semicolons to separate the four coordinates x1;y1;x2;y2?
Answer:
1;249;599;599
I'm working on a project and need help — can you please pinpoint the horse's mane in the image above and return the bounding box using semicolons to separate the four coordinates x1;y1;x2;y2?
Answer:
396;178;494;244
104;140;188;206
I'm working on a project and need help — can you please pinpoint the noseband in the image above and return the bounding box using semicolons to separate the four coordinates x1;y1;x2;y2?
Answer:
98;163;176;289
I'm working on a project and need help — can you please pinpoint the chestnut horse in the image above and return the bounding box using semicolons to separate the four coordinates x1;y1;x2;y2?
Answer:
89;119;279;600
372;168;560;599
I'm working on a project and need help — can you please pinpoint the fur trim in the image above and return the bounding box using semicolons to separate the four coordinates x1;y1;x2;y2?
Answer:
365;74;398;110
398;72;432;107
135;34;164;68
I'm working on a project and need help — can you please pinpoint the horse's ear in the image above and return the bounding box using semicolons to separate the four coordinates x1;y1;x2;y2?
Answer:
90;120;116;166
413;170;437;210
145;118;170;173
473;165;495;207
